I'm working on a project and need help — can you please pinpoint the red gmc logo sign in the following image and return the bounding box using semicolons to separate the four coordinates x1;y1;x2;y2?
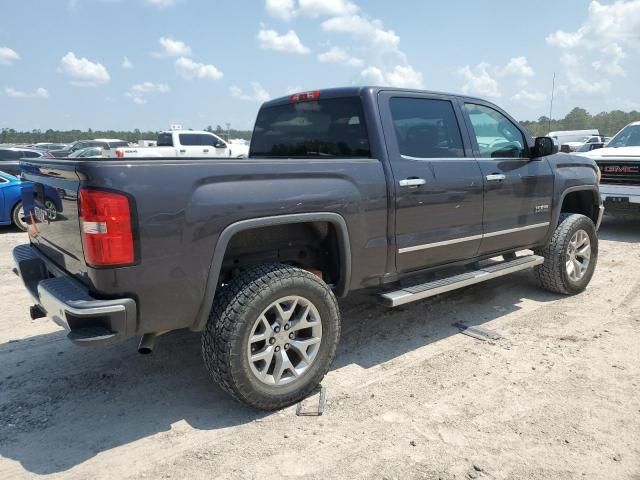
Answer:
602;165;639;174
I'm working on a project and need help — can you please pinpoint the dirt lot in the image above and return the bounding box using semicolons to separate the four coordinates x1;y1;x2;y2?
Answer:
0;218;639;480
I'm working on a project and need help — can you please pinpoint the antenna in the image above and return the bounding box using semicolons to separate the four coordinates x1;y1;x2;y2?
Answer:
548;72;556;134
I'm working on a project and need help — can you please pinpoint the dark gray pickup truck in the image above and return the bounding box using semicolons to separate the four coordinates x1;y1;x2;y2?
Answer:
14;87;603;410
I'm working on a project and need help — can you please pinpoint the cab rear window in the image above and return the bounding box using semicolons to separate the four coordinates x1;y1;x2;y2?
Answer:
250;97;370;158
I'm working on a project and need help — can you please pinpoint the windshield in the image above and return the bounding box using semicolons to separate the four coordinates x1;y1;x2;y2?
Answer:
250;97;370;158
608;125;640;148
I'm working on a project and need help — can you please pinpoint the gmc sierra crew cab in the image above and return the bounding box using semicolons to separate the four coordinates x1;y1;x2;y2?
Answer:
14;87;603;410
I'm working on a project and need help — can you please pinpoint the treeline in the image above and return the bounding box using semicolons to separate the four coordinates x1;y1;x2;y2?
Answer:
0;124;253;145
3;108;640;144
521;107;640;137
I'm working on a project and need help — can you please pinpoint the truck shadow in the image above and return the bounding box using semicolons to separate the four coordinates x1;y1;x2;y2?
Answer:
0;270;561;475
597;216;640;243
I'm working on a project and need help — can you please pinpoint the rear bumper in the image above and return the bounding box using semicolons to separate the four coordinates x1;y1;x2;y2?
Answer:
12;244;137;346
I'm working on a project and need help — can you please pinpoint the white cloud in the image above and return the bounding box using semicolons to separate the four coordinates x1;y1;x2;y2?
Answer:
560;52;580;68
456;63;500;98
359;64;423;89
125;81;169;105
153;36;192;58
59;52;110;87
230;82;271;102
546;1;640;80
546;30;584;49
322;15;399;52
0;47;20;65
499;56;534;78
122;56;133;69
266;0;296;20
265;0;358;20
175;56;223;80
547;0;640;49
511;90;546;104
297;0;358;17
5;86;49;99
317;46;363;67
257;28;310;54
566;75;611;96
145;0;178;7
592;43;626;76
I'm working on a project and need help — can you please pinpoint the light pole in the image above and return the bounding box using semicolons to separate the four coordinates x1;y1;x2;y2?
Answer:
226;122;231;142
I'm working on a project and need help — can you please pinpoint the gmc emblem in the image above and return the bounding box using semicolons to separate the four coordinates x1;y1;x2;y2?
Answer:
601;165;639;174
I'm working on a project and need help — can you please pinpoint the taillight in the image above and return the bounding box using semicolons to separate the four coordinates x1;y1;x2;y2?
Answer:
289;90;320;103
79;188;135;267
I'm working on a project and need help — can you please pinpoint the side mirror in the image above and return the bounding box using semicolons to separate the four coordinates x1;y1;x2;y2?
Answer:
214;141;227;149
533;136;558;157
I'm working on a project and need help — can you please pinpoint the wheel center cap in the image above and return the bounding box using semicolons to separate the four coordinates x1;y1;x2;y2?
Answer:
275;331;289;345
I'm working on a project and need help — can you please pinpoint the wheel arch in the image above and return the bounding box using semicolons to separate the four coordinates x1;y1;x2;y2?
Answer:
192;212;351;331
545;185;602;243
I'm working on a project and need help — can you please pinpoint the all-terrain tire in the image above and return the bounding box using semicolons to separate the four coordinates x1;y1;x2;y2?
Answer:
11;202;28;232
534;213;598;295
202;263;341;410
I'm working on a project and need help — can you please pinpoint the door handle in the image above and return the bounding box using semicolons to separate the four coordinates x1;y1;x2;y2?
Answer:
203;149;209;153
399;178;426;187
486;173;506;182
179;149;186;153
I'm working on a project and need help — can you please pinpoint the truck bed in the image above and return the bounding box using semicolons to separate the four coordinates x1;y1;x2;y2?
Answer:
20;156;388;336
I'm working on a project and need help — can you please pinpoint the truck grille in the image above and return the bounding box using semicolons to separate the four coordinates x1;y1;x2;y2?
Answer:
597;160;640;186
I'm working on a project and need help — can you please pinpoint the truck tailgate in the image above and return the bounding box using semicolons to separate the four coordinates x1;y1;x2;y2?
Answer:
21;161;88;279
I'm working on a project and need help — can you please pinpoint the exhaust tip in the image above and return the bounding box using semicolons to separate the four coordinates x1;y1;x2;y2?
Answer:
138;333;157;354
30;305;46;320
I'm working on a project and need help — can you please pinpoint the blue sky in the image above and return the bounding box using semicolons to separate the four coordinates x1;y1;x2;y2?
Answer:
1;0;639;131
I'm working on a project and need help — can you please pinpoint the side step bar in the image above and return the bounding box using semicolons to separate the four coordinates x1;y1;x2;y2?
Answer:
380;255;544;307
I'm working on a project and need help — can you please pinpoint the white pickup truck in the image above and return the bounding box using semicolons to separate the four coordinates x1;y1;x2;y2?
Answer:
105;130;249;158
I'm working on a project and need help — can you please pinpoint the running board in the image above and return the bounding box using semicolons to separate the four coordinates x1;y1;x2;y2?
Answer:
380;255;544;307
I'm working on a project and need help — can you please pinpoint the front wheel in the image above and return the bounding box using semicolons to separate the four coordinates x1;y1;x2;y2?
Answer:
202;263;341;410
534;213;598;294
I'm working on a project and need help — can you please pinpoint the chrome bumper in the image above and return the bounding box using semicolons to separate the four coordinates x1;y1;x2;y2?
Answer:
12;244;137;346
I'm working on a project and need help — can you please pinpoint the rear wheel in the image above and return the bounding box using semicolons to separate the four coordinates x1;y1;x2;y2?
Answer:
202;263;340;410
11;202;28;231
534;213;598;294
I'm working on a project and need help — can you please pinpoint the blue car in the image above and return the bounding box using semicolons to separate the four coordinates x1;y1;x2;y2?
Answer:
0;171;59;231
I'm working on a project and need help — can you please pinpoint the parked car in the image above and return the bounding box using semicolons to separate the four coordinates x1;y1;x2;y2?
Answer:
104;130;248;158
68;147;103;158
576;121;640;218
575;136;608;153
0;147;46;177
50;139;129;157
14;87;602;410
548;129;600;153
33;143;68;151
0;171;60;231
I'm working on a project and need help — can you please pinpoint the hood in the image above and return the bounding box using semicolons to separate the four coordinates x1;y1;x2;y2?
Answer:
576;146;640;159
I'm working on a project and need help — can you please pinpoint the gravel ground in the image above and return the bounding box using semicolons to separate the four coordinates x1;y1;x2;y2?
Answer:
0;218;639;480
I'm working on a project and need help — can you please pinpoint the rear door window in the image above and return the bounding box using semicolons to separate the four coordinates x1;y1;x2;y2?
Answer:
179;134;204;146
250;97;370;158
157;133;174;147
389;97;465;158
